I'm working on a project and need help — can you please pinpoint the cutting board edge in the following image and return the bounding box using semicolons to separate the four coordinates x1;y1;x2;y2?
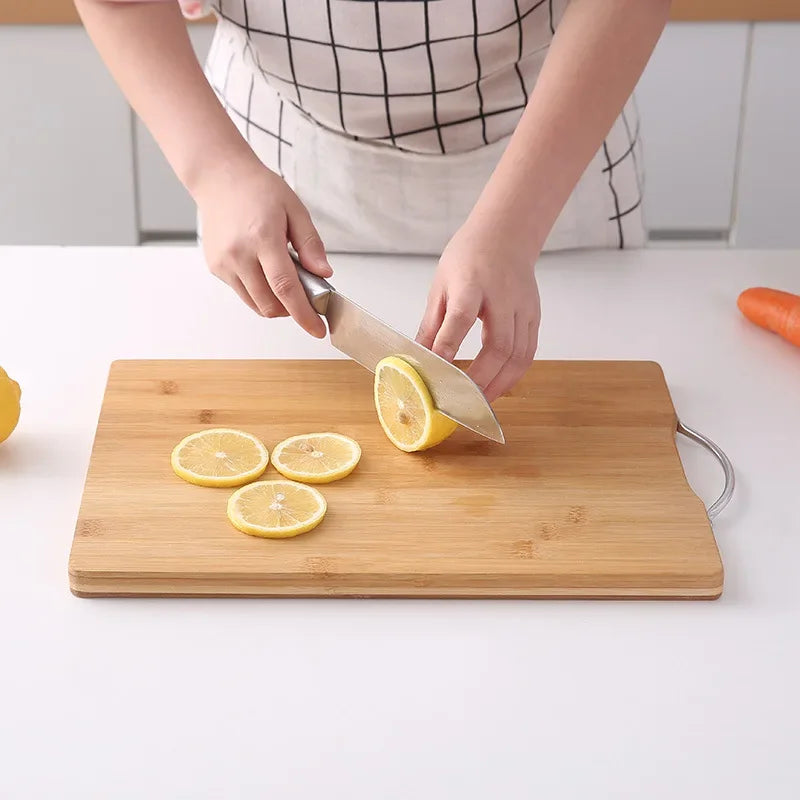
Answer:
104;356;675;377
69;579;723;601
68;561;724;600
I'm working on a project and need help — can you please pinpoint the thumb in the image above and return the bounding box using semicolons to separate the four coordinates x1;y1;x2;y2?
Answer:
287;204;332;278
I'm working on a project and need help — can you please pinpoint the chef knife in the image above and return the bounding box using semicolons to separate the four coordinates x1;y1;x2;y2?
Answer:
290;254;504;444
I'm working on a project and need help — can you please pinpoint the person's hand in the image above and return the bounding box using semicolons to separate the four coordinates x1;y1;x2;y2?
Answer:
195;155;331;338
416;222;541;402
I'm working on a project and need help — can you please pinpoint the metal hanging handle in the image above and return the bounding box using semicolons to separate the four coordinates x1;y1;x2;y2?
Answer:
676;420;735;520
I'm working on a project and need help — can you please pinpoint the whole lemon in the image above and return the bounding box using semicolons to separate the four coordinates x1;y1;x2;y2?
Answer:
0;367;21;444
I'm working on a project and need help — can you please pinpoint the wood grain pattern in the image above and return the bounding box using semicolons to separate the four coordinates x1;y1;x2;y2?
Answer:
68;360;723;599
6;1;800;25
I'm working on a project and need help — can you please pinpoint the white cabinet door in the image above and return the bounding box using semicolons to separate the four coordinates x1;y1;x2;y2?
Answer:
0;26;137;245
634;23;749;236
734;24;800;248
134;25;215;237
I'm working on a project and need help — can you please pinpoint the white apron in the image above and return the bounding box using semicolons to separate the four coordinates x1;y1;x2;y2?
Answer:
200;0;646;254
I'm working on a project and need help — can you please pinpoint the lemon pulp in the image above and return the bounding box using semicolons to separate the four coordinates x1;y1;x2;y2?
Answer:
271;432;361;484
171;428;269;487
374;356;458;452
227;479;327;538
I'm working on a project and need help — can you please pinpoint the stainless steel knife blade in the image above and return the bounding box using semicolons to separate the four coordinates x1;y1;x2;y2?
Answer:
292;256;504;444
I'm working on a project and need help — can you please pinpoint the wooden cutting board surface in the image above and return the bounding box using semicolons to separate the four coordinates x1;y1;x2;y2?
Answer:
69;360;723;599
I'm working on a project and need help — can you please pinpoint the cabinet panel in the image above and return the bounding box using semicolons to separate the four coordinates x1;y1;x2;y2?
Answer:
734;24;800;247
635;23;749;233
0;26;137;245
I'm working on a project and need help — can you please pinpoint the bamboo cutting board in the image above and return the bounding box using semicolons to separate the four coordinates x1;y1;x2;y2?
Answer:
69;360;723;599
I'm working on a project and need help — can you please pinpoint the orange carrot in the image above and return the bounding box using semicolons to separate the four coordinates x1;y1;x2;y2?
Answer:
737;287;800;348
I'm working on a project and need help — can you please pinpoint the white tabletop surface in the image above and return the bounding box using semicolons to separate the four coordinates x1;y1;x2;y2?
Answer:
1;245;799;799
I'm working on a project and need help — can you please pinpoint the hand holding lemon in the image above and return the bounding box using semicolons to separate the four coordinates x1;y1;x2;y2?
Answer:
0;367;21;444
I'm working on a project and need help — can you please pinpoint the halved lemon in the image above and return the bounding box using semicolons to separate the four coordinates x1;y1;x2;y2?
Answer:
374;356;458;452
271;432;361;484
227;479;327;538
171;428;269;487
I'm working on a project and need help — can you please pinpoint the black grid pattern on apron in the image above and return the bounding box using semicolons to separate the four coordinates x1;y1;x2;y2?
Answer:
207;0;643;249
210;0;553;152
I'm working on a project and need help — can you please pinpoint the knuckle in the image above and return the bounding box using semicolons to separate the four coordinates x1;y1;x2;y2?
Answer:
296;229;322;250
269;273;297;299
512;343;532;365
490;338;514;360
252;224;277;245
240;261;265;282
448;306;474;325
454;282;482;303
208;260;229;281
225;239;249;262
248;209;281;239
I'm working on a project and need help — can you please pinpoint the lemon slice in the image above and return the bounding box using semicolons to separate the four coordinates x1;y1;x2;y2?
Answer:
171;428;269;487
374;356;458;452
271;432;361;484
227;479;327;538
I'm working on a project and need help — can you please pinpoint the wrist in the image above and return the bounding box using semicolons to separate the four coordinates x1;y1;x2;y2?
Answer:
461;202;544;268
182;139;264;204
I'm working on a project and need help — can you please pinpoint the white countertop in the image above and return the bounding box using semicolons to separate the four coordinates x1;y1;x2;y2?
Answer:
1;245;799;799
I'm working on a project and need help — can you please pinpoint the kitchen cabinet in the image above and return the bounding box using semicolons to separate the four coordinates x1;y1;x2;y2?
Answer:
733;24;800;247
634;22;749;236
133;26;215;238
0;26;137;245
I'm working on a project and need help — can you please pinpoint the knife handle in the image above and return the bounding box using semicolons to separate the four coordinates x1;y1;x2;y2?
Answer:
290;251;333;315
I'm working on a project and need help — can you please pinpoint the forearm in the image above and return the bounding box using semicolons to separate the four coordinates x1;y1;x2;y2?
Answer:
472;0;671;257
74;0;258;198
